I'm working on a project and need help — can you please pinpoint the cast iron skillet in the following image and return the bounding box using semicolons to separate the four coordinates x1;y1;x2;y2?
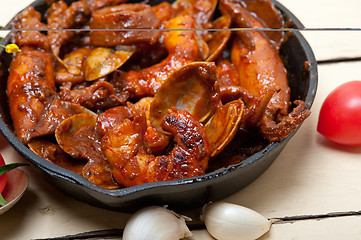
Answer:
0;0;317;212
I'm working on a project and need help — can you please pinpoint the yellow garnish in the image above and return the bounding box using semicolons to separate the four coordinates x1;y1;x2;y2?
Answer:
0;43;21;53
5;43;21;53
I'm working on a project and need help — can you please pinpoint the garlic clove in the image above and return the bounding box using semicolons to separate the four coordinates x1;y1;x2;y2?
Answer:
122;206;192;240
202;202;271;240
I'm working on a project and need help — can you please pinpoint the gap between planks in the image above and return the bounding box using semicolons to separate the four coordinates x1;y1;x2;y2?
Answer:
33;210;361;240
317;56;361;65
271;210;361;224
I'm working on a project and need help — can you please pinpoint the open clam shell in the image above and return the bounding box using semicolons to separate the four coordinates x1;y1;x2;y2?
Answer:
28;139;85;175
204;99;244;157
206;15;232;62
84;46;135;81
149;62;220;132
55;113;98;158
60;47;93;76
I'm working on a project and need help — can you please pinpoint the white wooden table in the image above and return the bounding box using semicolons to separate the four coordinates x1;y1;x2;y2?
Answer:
1;0;361;239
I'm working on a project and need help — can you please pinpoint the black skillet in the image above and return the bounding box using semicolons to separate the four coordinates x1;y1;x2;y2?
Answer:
0;0;317;212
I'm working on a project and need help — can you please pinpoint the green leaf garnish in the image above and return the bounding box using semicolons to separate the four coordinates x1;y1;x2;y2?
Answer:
0;163;29;177
0;193;7;206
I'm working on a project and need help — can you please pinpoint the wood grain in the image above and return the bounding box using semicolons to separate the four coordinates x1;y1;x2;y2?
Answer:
1;0;361;239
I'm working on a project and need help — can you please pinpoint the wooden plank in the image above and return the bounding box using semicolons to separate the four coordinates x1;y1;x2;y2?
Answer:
277;0;361;61
277;0;361;28
0;0;33;28
1;0;361;239
189;215;361;240
260;215;361;240
225;61;361;219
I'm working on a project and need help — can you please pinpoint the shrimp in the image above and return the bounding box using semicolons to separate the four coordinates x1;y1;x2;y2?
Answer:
102;108;211;187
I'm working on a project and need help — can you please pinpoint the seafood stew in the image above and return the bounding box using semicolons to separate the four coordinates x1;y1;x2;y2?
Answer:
0;0;317;210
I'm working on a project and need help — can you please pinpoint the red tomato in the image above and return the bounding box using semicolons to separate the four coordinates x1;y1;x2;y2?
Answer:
0;153;6;193
317;80;361;146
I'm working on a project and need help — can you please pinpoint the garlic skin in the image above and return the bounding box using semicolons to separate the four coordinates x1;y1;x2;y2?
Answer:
202;202;271;240
122;206;192;240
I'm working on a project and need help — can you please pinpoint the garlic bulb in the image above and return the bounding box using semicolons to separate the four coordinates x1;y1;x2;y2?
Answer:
122;206;192;240
202;202;271;240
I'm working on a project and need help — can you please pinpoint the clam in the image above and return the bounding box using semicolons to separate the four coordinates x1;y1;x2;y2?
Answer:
149;61;244;158
83;46;135;81
61;47;93;76
55;112;98;159
55;48;93;83
28;138;84;175
149;62;220;132
204;99;244;157
206;15;232;62
54;112;119;189
29;99;95;140
196;37;210;61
